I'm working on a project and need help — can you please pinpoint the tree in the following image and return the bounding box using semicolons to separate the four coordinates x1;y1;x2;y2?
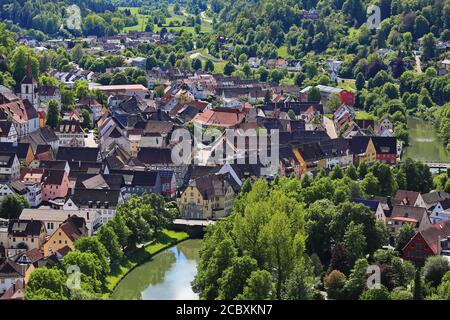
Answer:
98;225;123;262
326;94;342;113
9;46;39;84
282;262;315;300
224;61;235;76
193;237;237;300
63;251;103;293
74;237;110;281
217;255;258;299
422;33;436;62
324;270;346;299
343;258;369;300
81;109;91;129
413;268;423;300
355;72;365;91
361;172;380;196
360;285;390;300
357;162;368;179
330;165;344;180
108;214;131;251
236;270;273;300
390;287;413;300
192;58;202;71
395;223;416;252
346;164;358;180
307;87;321;102
46;100;60;129
261;211;298;299
25;268;68;300
344;222;367;260
0;194;29;219
204;60;214;72
423;256;449;287
329;242;353;275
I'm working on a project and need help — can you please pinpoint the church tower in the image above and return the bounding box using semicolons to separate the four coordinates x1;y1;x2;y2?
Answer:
20;60;39;109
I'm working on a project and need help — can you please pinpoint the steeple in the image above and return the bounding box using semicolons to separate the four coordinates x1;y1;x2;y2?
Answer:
21;58;37;85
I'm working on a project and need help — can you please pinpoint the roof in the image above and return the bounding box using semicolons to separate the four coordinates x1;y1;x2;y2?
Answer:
371;136;397;154
59;216;86;242
0;142;30;160
0;99;38;123
390;205;428;225
7;219;45;237
135;120;174;136
351;199;380;211
0;260;27;278
0;120;13;138
421;191;450;206
57;147;100;163
38;85;59;97
42;170;66;185
132;171;158;187
0;152;17;168
136;148;174;165
55;120;84;134
296;142;325;162
193;108;246;127
394;190;421;206
69;189;122;208
406;221;450;254
20;208;96;224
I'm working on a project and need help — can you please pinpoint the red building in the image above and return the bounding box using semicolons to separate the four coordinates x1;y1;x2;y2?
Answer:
339;90;355;106
403;221;450;265
372;136;397;164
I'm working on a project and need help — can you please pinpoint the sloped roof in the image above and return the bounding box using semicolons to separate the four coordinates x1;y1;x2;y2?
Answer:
406;221;450;254
395;190;421;206
57;147;100;163
391;205;427;224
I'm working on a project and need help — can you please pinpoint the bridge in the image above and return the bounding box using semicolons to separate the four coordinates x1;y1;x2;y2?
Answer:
422;162;450;169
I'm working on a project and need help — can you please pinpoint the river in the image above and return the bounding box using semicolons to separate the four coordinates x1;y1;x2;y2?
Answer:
110;239;202;300
402;116;450;163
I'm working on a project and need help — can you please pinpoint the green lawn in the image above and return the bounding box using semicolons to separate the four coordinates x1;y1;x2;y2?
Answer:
104;229;189;297
355;111;378;121
337;79;356;92
277;46;291;59
120;6;211;35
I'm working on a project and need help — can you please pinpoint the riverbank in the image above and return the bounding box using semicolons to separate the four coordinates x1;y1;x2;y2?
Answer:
104;229;189;299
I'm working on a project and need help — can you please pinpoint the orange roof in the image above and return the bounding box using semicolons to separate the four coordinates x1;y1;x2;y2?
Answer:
193;108;246;128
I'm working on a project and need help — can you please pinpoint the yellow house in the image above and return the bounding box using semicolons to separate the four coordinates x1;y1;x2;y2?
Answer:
43;216;87;257
177;173;238;220
354;138;376;164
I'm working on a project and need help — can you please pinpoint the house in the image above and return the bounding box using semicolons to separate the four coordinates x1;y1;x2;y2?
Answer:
421;191;450;210
248;57;262;68
41;170;70;202
438;59;450;76
64;189;123;224
293;142;325;174
429;199;450;224
90;84;150;99
0;121;18;144
193;107;247;128
403;221;450;265
19;208;100;237
389;205;431;234
54;120;85;147
0;99;39;138
38;85;61;104
77;98;103;121
278;146;301;178
0;153;20;181
42;216;88;257
351;198;387;223
334;105;355;132
317;138;353;169
394;190;426;207
0;142;34;165
350;136;397;165
0;183;15;201
7;219;46;250
375;116;393;137
300;85;355;106
177;173;239;220
135;120;175;149
122;171;161;198
0;278;25;300
56;146;100;163
0;259;31;297
287;60;302;72
134;148;188;187
22;126;59;153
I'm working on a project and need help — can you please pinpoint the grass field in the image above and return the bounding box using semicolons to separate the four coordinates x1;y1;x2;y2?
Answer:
355;111;378;121
277;45;291;59
104;229;189;298
120;6;212;34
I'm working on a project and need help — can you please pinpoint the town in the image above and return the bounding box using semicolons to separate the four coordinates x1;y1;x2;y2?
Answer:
0;0;449;302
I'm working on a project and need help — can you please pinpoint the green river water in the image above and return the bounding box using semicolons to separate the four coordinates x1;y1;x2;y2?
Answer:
402;116;450;163
110;239;202;300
